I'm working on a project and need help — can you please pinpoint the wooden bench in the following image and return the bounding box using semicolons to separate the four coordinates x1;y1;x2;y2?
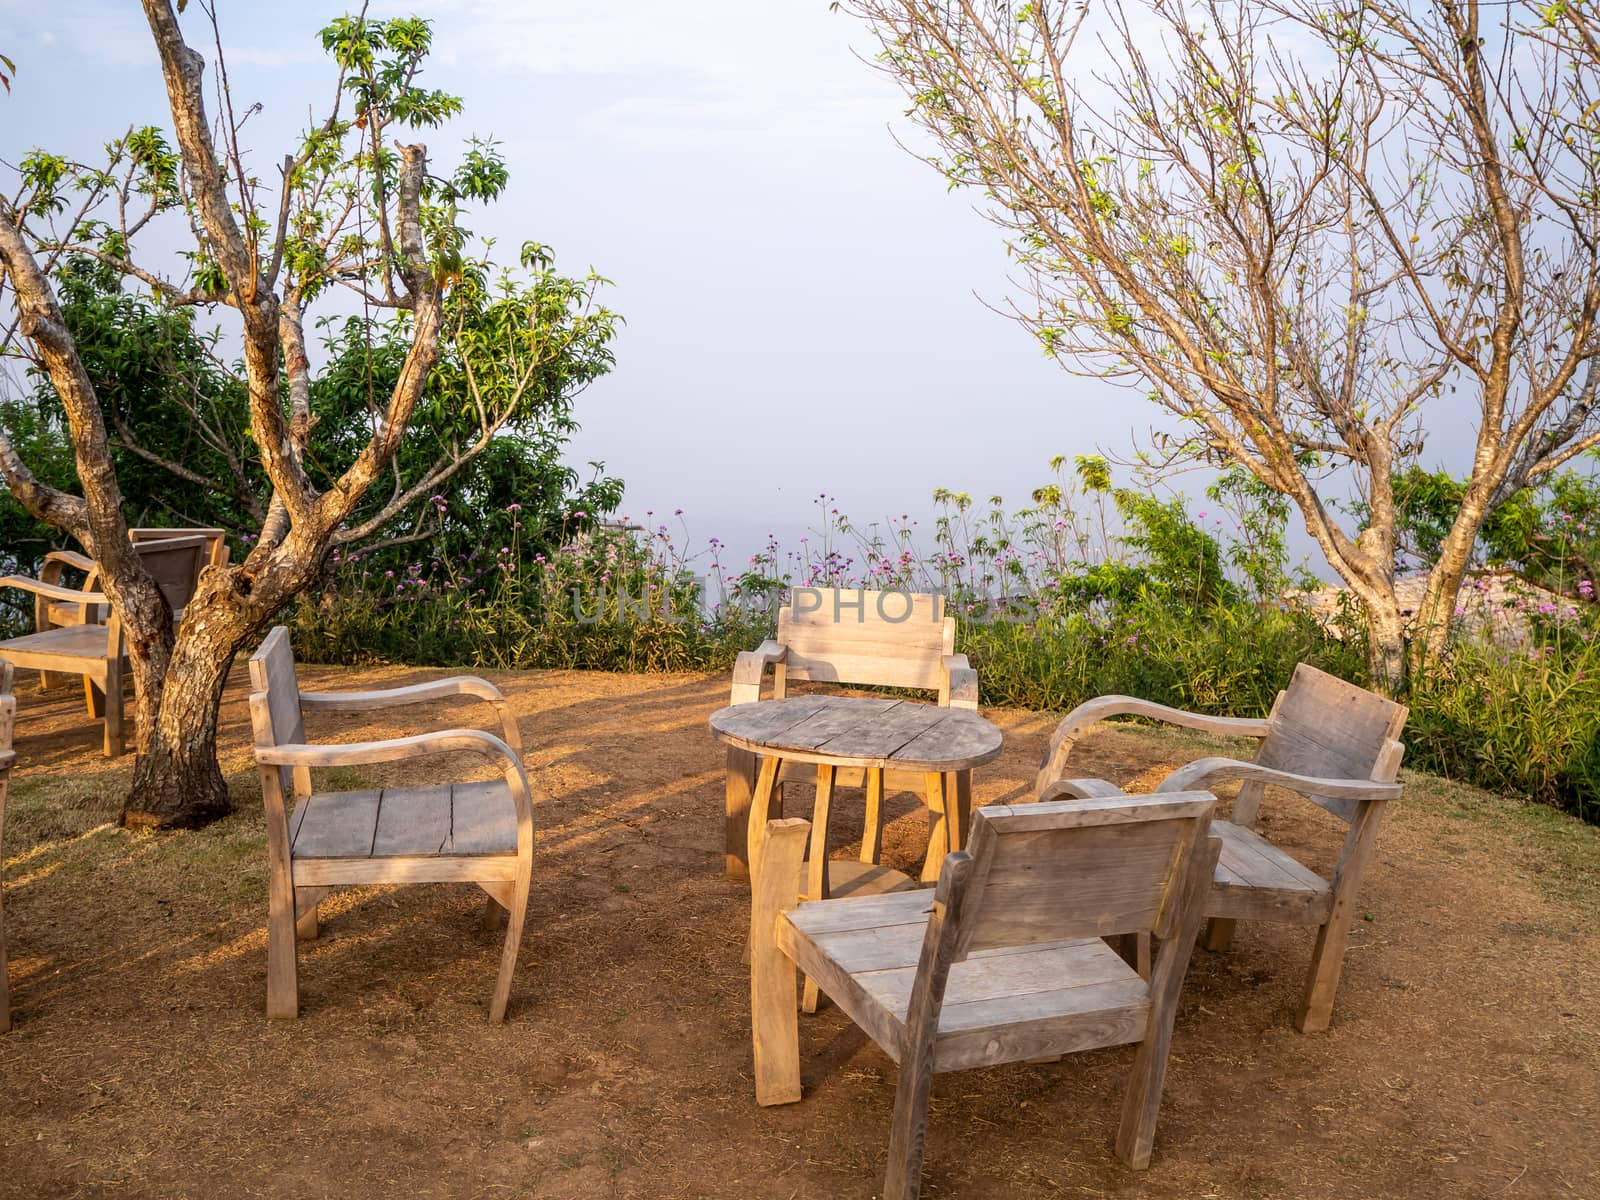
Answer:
1039;662;1406;1031
751;792;1221;1197
0;534;211;756
247;627;535;1022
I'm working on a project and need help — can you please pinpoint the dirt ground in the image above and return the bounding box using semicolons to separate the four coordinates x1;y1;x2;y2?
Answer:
0;664;1597;1199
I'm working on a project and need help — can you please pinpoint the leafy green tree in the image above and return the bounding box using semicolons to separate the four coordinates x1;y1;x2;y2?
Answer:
0;5;616;826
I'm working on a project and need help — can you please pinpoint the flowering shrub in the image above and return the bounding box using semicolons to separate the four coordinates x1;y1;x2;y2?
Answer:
288;459;1600;823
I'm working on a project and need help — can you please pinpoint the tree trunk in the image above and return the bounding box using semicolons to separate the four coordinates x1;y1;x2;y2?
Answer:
1364;593;1408;698
120;571;255;829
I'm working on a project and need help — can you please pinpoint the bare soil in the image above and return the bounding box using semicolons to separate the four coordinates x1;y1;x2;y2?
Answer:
1;665;1597;1199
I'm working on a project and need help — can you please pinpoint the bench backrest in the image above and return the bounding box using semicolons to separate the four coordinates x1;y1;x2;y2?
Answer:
1254;663;1408;821
775;588;954;692
951;793;1216;960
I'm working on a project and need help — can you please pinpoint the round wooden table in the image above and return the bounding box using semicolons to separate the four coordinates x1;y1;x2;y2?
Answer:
710;695;1004;893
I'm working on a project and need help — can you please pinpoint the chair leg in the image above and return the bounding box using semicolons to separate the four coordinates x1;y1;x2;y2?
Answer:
489;869;532;1023
1203;917;1236;953
1297;912;1354;1033
100;661;124;758
266;877;299;1019
481;892;507;930
295;903;319;942
752;821;808;1106
883;1043;937;1200
84;678;105;719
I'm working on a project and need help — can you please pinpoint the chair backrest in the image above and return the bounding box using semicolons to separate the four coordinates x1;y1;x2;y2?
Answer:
775;588;955;692
247;627;306;792
131;527;230;569
131;534;212;612
950;793;1216;961
1254;663;1408;821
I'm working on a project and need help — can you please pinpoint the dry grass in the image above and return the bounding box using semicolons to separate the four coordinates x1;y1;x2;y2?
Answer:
1;664;1597;1199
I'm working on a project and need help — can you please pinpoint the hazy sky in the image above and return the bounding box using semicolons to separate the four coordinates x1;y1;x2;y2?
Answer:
1;1;1167;562
9;1;1481;580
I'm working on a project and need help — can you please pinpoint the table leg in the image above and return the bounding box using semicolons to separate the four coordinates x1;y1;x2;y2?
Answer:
922;771;947;883
742;755;783;889
725;746;759;882
860;767;886;864
950;770;973;854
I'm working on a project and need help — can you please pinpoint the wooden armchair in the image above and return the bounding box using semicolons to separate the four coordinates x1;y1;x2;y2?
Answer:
29;527;230;644
1038;663;1407;1032
724;588;978;882
247;627;534;1022
0;534;211;756
751;792;1221;1197
0;662;14;1032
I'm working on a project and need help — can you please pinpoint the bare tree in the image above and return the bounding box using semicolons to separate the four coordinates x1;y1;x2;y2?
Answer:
0;3;608;825
843;0;1600;687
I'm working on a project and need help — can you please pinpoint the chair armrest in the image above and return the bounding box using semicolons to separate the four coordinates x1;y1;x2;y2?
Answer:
255;727;520;771
43;549;96;574
298;675;522;754
941;653;980;710
1036;695;1272;792
1155;757;1402;802
731;640;788;705
1037;777;1130;802
0;575;110;605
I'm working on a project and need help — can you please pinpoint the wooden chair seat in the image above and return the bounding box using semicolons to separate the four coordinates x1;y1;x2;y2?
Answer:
291;781;519;862
784;890;1151;1071
1209;821;1332;923
0;622;126;663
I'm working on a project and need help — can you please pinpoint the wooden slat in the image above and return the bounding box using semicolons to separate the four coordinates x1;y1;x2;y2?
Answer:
372;785;451;857
446;780;518;856
933;979;1151;1071
291;790;381;859
1255;663;1407;807
957;819;1192;953
779;699;901;751
854;937;1132;1015
816;701;947;761
1213;821;1329;892
787;889;937;936
292;854;519;886
247;627;305;749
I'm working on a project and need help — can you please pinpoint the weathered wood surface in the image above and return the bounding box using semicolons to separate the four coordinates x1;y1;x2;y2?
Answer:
1038;661;1408;1033
248;625;534;1022
760;793;1221;1195
777;590;953;693
710;696;1001;772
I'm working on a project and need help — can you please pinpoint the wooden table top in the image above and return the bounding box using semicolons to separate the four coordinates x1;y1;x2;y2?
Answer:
709;695;1003;771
